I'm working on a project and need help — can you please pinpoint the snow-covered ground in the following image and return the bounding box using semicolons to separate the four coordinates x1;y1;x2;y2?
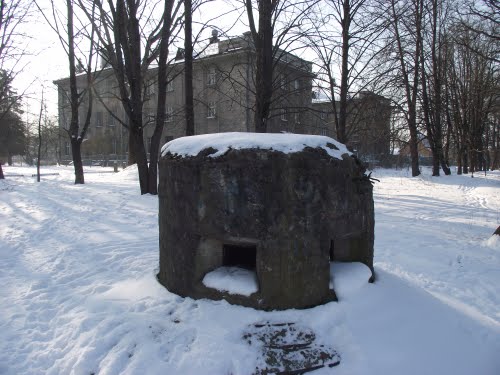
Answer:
0;165;499;375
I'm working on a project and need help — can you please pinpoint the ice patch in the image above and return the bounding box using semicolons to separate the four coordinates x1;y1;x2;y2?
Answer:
202;266;258;296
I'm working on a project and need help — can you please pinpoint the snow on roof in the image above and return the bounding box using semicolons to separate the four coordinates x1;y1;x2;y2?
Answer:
161;132;351;160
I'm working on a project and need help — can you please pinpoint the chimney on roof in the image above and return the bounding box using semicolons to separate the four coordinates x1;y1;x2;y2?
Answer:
209;29;219;44
175;48;185;60
100;48;110;69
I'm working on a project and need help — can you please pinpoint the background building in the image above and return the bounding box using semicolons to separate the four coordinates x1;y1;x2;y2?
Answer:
311;91;392;162
55;33;391;165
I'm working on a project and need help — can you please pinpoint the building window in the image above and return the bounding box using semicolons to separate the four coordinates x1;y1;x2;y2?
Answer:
61;93;68;106
65;142;70;156
207;68;216;86
106;78;114;94
294;112;300;124
165;106;173;123
167;78;174;92
144;110;155;124
281;108;288;121
280;74;287;90
320;128;327;136
96;111;103;127
320;112;326;120
145;81;155;98
108;112;115;127
207;102;216;118
112;139;117;154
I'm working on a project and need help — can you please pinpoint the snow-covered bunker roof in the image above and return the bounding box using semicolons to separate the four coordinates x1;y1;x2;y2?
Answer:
161;132;352;160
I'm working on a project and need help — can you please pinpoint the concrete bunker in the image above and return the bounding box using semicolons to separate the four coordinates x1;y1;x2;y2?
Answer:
158;133;375;310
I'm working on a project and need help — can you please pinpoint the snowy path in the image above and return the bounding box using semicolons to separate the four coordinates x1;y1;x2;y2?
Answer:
374;169;500;327
0;166;499;375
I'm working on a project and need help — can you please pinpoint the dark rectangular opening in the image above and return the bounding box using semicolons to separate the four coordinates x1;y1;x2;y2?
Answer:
223;243;257;270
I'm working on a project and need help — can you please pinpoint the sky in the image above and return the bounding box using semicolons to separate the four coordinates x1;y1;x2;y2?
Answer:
12;1;69;122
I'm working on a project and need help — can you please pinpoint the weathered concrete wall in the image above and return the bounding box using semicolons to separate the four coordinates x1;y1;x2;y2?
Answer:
158;146;374;310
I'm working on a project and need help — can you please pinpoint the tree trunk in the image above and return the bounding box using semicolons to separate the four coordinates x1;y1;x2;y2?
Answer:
67;0;86;184
337;0;351;144
408;114;420;177
71;139;84;184
184;0;194;136
128;118;149;194
456;148;462;175
148;0;176;195
419;50;439;176
0;162;4;179
391;0;422;177
463;151;468;174
247;0;274;133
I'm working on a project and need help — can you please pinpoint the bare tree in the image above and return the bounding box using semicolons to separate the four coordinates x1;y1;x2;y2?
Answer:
384;0;424;177
36;89;44;182
245;0;275;132
244;0;317;133
79;0;182;194
305;0;389;145
419;0;451;176
459;0;499;63
36;0;98;184
444;22;498;174
184;0;194;135
150;0;182;194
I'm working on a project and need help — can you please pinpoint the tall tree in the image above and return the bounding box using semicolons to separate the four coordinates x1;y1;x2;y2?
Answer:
184;0;194;135
460;0;499;63
36;89;44;182
306;0;389;145
36;0;97;184
245;0;276;132
150;0;181;194
444;22;498;173
81;0;181;194
419;0;451;176
387;0;424;176
244;0;316;132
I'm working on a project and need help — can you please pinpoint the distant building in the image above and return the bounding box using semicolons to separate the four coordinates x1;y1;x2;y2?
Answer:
311;91;392;161
54;33;313;164
54;33;391;164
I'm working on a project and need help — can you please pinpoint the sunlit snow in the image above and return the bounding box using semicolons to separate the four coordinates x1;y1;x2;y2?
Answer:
203;266;258;296
161;132;351;159
0;164;499;375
